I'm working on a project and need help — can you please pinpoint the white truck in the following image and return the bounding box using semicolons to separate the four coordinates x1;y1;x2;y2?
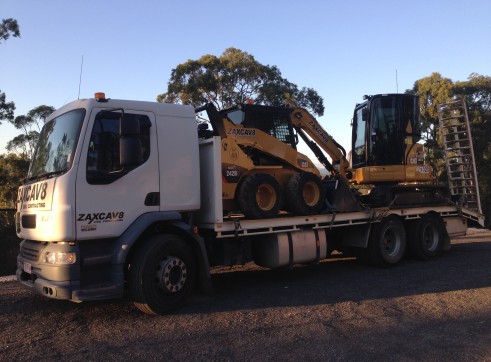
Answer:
16;93;484;314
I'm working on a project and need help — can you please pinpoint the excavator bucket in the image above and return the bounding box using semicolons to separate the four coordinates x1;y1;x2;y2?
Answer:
324;176;365;212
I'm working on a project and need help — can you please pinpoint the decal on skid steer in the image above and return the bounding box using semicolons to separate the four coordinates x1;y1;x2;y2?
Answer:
227;128;256;137
222;163;247;183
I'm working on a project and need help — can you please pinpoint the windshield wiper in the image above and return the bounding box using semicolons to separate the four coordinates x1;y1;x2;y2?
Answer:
25;169;67;183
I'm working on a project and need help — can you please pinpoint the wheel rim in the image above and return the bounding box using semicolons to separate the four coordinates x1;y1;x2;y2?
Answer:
156;256;187;293
382;228;401;257
256;183;276;211
422;224;439;252
303;180;321;206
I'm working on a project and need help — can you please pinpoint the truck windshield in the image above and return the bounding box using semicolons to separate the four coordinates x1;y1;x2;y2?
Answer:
27;108;85;180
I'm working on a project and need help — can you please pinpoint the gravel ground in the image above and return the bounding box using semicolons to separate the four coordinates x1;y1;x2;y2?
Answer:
1;229;491;361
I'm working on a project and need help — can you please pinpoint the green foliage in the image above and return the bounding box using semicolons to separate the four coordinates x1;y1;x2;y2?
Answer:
414;72;491;227
412;72;453;140
0;90;15;125
6;105;55;158
0;18;18;125
0;153;29;207
411;72;453;181
0;18;20;43
453;74;491;226
158;48;325;116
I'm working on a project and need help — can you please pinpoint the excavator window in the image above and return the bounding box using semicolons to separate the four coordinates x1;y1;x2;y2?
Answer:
369;95;406;166
352;106;367;166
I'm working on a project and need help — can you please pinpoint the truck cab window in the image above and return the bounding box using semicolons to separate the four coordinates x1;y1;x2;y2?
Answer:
87;112;151;183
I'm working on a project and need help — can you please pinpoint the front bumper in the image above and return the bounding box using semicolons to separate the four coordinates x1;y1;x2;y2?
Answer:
16;239;81;301
17;239;124;302
17;268;81;300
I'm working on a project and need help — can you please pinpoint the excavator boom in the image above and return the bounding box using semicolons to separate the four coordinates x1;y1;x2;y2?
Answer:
289;107;350;178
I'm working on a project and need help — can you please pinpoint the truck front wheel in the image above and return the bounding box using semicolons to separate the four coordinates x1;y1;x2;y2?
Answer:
367;216;406;267
128;234;195;315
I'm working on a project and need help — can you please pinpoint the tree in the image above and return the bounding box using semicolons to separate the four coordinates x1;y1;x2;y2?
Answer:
411;72;453;180
6;105;55;158
0;90;15;125
0;18;20;43
413;72;491;227
158;48;325;116
453;74;491;227
0;153;29;207
0;18;19;126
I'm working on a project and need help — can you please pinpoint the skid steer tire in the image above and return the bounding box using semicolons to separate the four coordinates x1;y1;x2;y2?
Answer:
286;172;325;215
237;173;281;219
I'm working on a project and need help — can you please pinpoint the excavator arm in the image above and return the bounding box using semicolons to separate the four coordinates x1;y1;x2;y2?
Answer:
290;108;350;178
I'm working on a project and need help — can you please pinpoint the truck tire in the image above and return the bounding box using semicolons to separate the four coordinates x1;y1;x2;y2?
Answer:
285;172;325;215
237;173;281;219
367;216;406;267
128;234;195;315
408;214;445;260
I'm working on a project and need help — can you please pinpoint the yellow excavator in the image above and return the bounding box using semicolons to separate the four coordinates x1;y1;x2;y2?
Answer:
196;94;437;219
350;94;433;184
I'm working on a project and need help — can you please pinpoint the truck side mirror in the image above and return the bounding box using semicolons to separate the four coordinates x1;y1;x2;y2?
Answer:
120;116;142;167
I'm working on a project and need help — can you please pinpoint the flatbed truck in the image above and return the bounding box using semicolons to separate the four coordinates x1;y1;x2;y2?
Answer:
16;94;484;314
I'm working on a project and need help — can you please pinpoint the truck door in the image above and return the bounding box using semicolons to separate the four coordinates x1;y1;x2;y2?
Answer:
75;108;159;239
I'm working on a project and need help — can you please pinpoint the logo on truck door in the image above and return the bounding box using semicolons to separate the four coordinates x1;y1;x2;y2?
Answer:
77;211;125;224
17;180;54;211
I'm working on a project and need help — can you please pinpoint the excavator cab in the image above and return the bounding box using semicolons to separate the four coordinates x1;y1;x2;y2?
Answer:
351;94;432;184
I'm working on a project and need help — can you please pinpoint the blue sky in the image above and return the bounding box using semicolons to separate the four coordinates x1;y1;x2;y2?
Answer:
1;0;490;155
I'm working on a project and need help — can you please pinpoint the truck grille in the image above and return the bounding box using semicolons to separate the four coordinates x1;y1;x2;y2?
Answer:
20;240;43;261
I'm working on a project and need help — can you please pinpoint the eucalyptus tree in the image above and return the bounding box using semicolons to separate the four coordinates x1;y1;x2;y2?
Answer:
158;47;324;116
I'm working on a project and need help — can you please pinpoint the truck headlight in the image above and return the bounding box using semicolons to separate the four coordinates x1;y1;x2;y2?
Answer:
45;252;77;265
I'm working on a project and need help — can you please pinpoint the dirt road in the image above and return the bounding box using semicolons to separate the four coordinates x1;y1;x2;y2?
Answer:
1;230;491;361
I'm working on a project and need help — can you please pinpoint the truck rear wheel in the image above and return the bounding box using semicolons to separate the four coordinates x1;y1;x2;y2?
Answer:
237;173;281;219
408;214;445;260
128;234;195;315
286;172;325;215
367;216;406;267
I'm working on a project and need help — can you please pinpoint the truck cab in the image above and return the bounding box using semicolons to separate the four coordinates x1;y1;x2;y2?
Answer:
16;94;201;303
